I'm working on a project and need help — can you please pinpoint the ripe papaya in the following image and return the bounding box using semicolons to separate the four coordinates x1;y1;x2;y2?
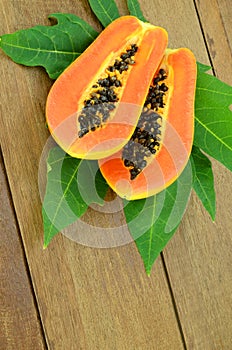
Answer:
99;48;197;200
46;16;168;159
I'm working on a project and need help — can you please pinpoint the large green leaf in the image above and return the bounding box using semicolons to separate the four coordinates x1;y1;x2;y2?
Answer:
194;66;232;171
127;0;147;22
88;0;120;28
0;13;98;79
190;146;216;221
43;147;108;247
124;161;192;275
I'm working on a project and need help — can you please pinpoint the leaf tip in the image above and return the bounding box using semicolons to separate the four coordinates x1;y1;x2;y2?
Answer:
197;61;212;73
43;237;51;249
210;212;216;222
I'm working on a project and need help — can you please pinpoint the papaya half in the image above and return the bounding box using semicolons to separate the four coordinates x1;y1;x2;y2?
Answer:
46;16;168;159
99;48;197;200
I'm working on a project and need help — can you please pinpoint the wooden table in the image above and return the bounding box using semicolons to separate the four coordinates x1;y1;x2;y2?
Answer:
1;1;232;349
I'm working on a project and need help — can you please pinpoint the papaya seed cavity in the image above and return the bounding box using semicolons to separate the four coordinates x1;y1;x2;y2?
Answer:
78;44;139;138
122;68;168;180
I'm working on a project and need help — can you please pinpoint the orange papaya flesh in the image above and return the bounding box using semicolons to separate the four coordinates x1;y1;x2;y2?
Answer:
99;48;197;200
46;16;168;159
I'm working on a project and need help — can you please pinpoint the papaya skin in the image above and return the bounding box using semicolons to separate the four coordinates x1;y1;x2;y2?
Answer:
99;48;197;200
46;16;168;159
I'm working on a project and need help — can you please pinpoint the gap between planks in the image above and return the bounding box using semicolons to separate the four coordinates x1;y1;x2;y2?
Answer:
161;253;188;350
192;0;216;75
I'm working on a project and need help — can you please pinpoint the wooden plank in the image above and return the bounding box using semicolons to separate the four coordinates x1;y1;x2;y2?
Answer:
147;0;232;348
217;0;232;53
194;0;232;83
0;152;45;350
0;1;185;349
139;0;208;62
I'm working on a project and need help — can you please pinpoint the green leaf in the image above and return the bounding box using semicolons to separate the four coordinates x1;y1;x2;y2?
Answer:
88;0;120;28
194;67;232;171
76;159;109;206
124;161;192;275
43;147;87;247
43;147;108;247
197;61;211;73
0;13;98;79
190;146;216;220
127;0;147;22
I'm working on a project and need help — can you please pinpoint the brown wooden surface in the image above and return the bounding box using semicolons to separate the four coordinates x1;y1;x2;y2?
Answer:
0;152;45;350
161;1;232;348
0;0;231;349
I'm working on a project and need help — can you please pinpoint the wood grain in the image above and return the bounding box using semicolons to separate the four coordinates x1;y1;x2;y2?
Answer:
0;152;45;350
153;0;232;348
1;0;232;348
194;0;232;83
217;0;232;53
0;1;184;349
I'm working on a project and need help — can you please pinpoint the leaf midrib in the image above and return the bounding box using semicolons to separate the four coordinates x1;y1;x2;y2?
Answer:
194;175;214;216
91;0;116;22
147;197;157;270
46;160;82;242
197;86;232;97
1;41;80;55
129;0;137;15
